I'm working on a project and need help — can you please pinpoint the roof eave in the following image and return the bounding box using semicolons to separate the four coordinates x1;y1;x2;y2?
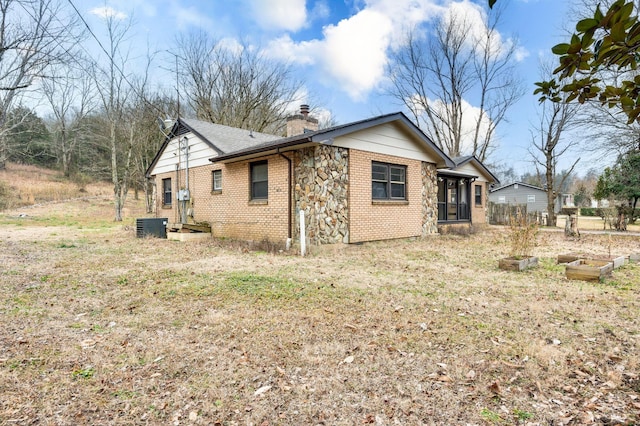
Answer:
210;137;315;163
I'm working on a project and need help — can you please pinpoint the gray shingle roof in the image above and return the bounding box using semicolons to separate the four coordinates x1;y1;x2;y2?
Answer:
181;117;281;154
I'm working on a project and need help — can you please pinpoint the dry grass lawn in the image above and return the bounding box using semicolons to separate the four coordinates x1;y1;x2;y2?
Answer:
1;194;639;425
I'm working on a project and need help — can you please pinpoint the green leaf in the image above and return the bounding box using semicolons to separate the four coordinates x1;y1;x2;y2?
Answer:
576;18;599;32
582;29;596;48
567;42;583;54
551;43;570;55
619;1;634;22
595;5;604;22
611;21;626;42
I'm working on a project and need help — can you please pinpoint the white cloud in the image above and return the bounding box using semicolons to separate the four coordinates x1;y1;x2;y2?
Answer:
264;0;523;103
217;38;245;55
89;6;127;20
265;35;319;65
259;0;456;101
310;0;331;21
248;0;307;32
515;46;530;62
319;9;393;100
172;5;215;31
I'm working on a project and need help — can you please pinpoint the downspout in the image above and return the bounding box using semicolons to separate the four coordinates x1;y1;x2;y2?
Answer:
277;148;293;242
175;163;180;225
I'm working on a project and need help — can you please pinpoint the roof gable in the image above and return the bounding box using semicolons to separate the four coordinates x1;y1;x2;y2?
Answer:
490;181;545;193
212;112;455;168
450;156;500;184
145;118;281;176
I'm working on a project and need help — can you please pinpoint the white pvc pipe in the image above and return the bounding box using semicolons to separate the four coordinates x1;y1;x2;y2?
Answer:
300;210;306;256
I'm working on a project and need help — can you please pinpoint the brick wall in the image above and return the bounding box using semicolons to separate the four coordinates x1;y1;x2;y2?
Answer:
153;154;291;243
472;181;488;225
349;149;425;243
210;155;290;242
152;148;446;245
154;168;179;224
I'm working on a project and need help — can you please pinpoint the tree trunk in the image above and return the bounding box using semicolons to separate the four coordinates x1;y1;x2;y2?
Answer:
110;120;123;221
564;214;579;237
144;178;153;214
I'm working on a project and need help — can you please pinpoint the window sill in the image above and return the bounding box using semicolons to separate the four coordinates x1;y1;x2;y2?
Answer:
438;219;471;224
161;205;172;209
211;190;222;195
372;200;409;205
249;199;268;205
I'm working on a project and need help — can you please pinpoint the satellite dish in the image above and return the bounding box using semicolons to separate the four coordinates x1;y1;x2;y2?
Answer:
157;117;175;138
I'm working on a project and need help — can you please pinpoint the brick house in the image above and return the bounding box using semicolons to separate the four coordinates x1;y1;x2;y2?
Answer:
146;107;498;245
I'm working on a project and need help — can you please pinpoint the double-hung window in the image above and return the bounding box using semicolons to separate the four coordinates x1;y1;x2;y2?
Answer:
474;184;482;206
162;178;172;206
372;162;406;200
212;170;222;192
250;161;268;200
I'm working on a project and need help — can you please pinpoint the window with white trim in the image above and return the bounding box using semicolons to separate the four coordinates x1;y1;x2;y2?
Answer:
212;170;222;191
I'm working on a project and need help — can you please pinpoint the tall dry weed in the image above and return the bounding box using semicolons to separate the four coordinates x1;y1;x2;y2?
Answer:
508;208;538;258
0;180;13;210
0;162;111;209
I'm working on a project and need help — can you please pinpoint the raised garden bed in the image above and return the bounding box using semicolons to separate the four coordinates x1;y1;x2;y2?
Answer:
565;259;613;281
558;253;627;269
498;256;538;272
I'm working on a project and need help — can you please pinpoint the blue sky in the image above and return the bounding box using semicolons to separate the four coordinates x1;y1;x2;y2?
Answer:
79;0;580;175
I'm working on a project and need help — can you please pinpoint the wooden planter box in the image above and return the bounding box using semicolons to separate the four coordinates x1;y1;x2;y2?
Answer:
558;253;627;269
565;259;613;281
499;256;538;272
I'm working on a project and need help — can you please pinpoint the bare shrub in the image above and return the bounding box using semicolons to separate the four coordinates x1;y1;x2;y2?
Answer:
508;207;538;258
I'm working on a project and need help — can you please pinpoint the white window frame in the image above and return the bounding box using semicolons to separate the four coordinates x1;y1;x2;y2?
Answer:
212;170;222;191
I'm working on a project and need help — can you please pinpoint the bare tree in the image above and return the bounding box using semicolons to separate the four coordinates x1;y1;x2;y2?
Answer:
0;0;79;169
529;66;582;227
90;12;135;222
126;80;177;213
176;31;305;134
387;3;523;162
41;61;96;177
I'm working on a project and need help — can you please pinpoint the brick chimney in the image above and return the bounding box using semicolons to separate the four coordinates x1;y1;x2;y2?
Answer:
286;104;319;137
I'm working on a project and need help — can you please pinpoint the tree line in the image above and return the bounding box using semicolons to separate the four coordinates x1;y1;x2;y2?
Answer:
0;0;306;220
2;0;640;226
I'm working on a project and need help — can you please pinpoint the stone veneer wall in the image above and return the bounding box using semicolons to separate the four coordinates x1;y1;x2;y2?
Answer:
421;162;439;235
293;145;349;244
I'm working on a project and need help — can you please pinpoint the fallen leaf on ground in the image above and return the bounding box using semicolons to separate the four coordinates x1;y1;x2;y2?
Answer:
254;385;272;396
488;381;502;395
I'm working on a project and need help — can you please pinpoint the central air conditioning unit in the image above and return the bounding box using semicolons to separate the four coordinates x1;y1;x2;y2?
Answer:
136;218;168;238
